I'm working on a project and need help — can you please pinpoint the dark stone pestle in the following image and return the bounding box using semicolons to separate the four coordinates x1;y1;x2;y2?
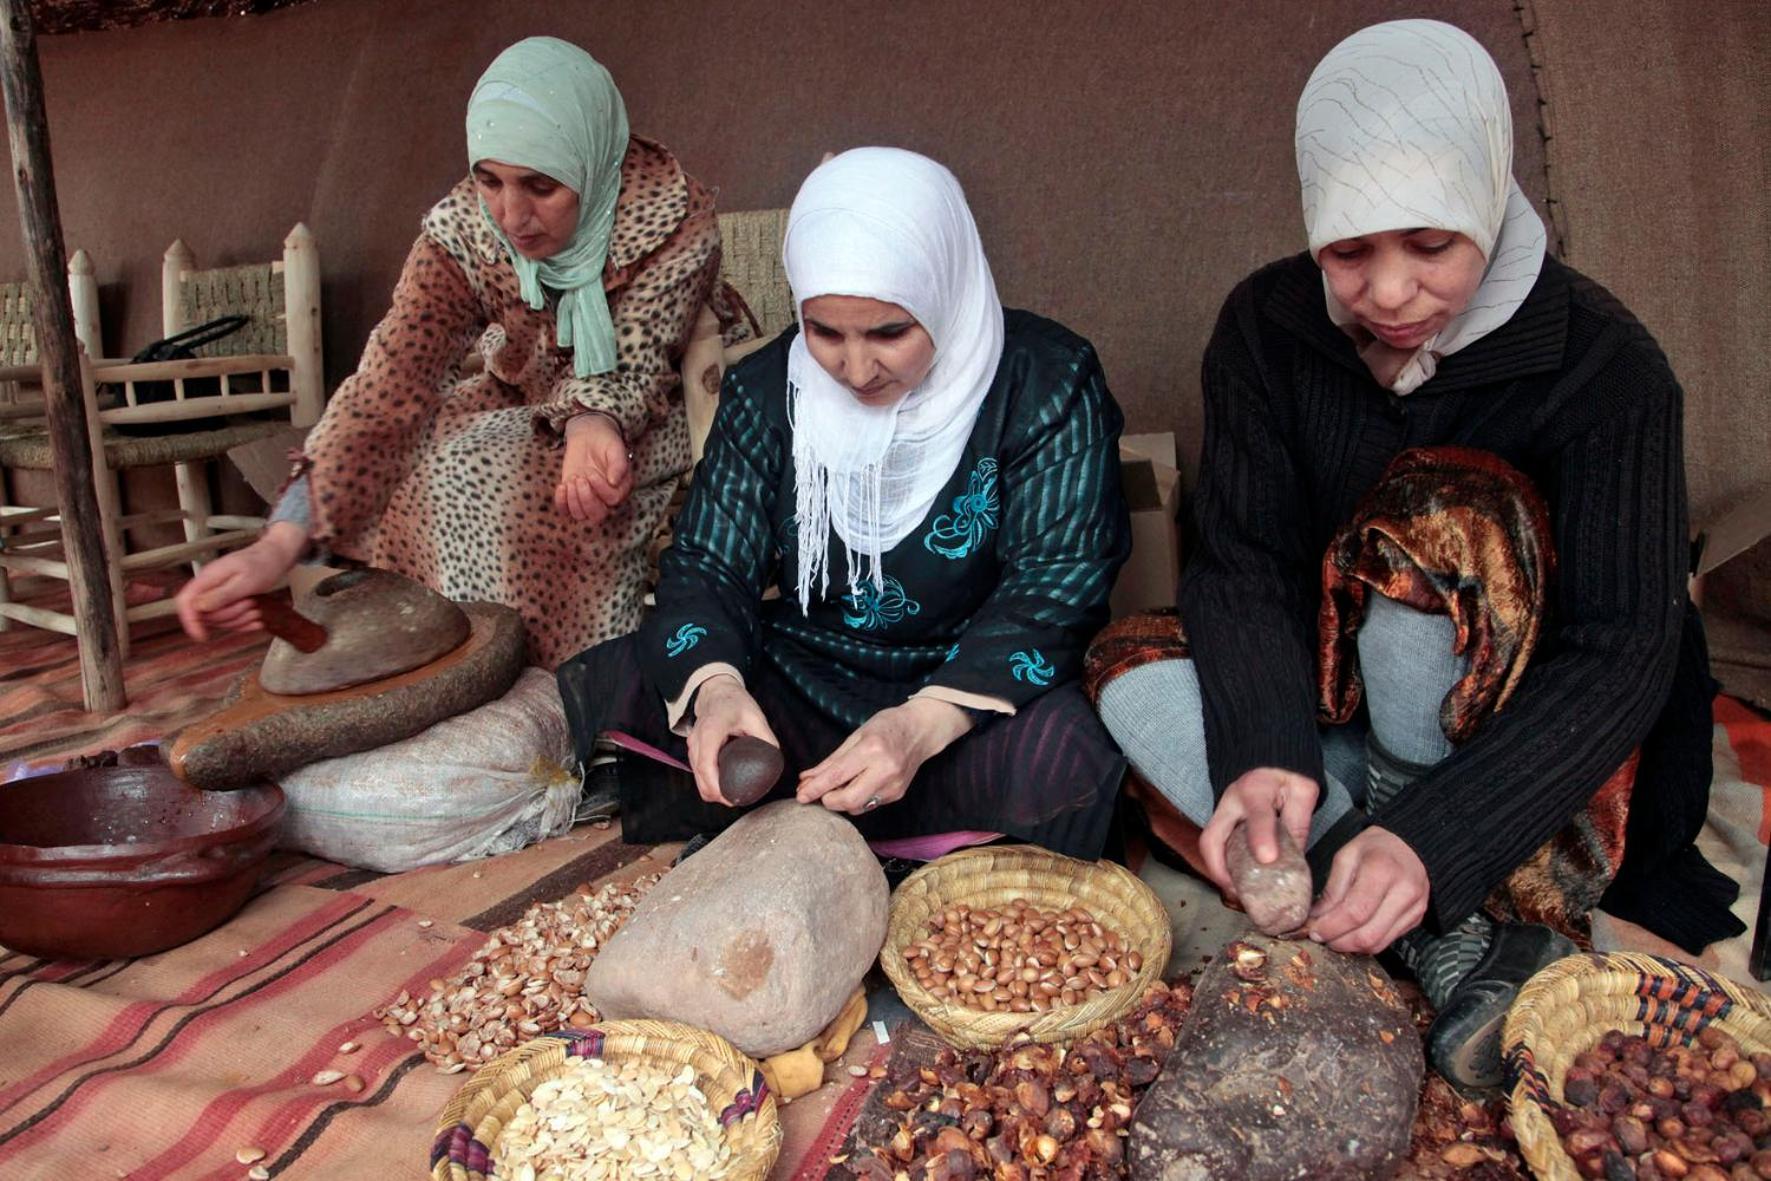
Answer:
717;735;785;806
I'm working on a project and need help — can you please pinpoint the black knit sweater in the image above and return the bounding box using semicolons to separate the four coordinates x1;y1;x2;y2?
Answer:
1180;251;1741;946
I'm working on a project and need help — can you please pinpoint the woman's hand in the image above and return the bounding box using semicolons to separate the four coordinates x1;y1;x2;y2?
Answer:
685;675;780;806
555;412;632;524
797;698;971;816
173;522;309;641
1306;827;1429;955
1197;766;1319;898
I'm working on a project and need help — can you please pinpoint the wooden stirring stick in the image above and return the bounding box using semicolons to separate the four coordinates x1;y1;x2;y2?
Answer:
248;592;328;654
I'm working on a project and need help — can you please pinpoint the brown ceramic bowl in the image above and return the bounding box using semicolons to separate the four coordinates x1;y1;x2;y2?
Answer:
0;753;285;959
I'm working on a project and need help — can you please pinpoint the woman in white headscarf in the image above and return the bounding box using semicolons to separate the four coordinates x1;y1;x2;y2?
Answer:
175;36;750;667
1090;19;1737;1088
559;147;1132;860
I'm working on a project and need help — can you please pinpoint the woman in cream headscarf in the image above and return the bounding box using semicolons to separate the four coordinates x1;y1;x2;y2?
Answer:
176;36;749;668
1091;19;1737;1088
559;147;1132;860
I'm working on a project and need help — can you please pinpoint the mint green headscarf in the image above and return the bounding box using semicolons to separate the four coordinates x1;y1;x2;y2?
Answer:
466;37;629;377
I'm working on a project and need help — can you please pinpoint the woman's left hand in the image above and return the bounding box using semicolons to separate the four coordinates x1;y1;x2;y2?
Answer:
1306;827;1430;955
555;412;632;524
797;698;972;815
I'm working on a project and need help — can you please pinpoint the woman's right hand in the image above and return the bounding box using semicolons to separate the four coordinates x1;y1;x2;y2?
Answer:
173;522;309;641
1197;766;1319;899
685;674;780;806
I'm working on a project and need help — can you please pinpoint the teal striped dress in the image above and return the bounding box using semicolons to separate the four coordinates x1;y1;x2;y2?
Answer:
559;310;1133;856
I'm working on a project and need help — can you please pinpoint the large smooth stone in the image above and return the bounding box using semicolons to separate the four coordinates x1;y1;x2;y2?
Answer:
170;601;525;790
584;801;887;1057
259;568;471;696
1129;937;1423;1181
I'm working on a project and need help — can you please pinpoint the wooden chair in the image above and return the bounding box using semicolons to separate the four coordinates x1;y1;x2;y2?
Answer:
0;251;103;633
0;249;99;422
0;225;323;656
682;208;792;464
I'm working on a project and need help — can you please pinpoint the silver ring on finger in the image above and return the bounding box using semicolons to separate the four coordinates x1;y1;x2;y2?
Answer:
863;796;881;812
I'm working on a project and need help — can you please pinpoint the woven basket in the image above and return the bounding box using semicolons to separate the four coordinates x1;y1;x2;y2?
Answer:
880;846;1171;1050
429;1020;781;1181
1502;951;1771;1181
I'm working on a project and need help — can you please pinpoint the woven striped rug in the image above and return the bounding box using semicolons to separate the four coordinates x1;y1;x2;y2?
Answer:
0;575;269;767
0;582;874;1178
0;823;879;1179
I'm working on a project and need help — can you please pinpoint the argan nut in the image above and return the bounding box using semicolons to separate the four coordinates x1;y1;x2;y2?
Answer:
1655;1150;1691;1178
343;1074;366;1094
717;735;784;806
235;1147;266;1165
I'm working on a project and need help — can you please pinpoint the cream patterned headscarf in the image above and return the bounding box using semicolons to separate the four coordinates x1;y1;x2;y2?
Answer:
1296;19;1547;394
466;37;629;378
784;148;1004;611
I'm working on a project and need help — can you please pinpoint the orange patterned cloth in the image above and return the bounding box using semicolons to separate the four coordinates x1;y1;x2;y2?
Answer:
1317;446;1555;743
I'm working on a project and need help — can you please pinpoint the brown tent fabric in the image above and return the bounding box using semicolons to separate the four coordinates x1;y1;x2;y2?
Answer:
1;0;1764;605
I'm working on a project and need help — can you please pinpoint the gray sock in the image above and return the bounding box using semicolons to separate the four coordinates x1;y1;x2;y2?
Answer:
1356;594;1463;768
1098;659;1355;848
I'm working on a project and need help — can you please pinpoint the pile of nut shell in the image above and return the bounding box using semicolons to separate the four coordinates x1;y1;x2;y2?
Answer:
1552;1025;1771;1180
902;901;1144;1014
849;981;1193;1180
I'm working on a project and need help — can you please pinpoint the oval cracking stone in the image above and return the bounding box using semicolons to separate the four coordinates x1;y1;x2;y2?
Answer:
717;736;784;806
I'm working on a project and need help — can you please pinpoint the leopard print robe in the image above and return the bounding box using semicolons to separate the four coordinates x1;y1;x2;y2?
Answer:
294;136;747;668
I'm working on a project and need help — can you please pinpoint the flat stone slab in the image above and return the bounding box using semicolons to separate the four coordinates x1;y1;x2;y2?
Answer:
169;601;525;790
260;568;471;695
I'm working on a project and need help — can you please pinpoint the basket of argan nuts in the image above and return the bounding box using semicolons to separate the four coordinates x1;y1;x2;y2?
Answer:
429;1020;781;1181
879;846;1171;1050
1501;951;1771;1181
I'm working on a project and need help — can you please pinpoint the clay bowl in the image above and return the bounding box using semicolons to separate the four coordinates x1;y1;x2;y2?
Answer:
0;753;285;960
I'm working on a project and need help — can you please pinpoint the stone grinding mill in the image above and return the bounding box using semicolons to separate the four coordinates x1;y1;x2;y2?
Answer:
170;569;527;790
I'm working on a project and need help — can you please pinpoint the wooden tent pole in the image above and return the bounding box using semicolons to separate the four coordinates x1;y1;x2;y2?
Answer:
0;0;125;711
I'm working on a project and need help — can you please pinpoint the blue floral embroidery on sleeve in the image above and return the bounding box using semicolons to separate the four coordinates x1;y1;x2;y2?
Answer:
841;576;922;630
943;643;961;663
923;458;1000;560
1009;649;1056;686
665;623;708;658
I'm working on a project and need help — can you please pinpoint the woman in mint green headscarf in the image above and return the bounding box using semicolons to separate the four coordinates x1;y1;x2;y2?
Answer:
177;36;751;669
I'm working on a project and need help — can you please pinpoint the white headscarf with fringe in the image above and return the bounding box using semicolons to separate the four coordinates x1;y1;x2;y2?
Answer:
1296;19;1547;394
784;148;1004;610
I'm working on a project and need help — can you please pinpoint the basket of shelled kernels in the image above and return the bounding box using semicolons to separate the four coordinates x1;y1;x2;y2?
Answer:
879;846;1171;1050
429;1021;781;1181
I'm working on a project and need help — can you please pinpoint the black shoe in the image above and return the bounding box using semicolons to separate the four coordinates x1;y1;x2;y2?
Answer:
574;759;622;824
877;856;921;890
1426;922;1576;1091
673;832;715;866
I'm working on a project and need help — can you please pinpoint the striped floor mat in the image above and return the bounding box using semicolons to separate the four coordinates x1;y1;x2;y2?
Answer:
0;576;269;767
0;821;873;1180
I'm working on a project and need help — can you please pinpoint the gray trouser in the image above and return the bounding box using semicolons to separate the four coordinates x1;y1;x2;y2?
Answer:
1097;594;1469;844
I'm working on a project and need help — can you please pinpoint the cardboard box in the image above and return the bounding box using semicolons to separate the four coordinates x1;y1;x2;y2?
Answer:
1110;431;1183;618
1693;485;1771;713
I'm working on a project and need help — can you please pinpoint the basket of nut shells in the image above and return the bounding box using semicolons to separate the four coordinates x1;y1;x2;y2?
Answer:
880;846;1171;1050
429;1019;781;1181
1502;951;1771;1181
